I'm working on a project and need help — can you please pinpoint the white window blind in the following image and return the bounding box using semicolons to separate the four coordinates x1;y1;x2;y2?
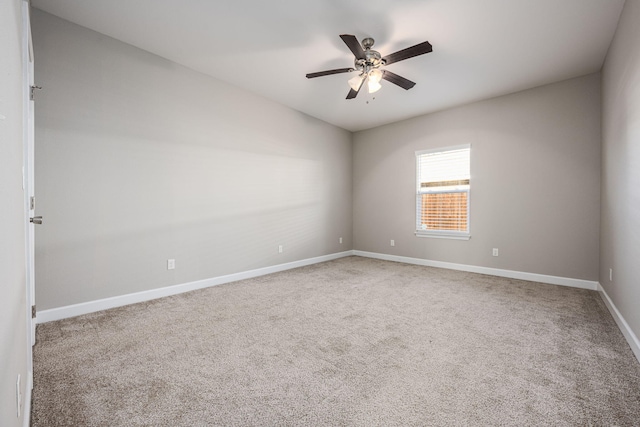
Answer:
416;145;470;239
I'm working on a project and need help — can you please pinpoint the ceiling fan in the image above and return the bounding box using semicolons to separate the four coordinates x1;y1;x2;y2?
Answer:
306;34;433;99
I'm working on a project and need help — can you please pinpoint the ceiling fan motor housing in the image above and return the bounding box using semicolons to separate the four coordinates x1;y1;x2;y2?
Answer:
355;38;383;74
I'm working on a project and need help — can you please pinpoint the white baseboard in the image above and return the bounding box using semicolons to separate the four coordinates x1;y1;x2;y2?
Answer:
36;249;603;321
37;251;353;323
352;250;599;290
36;249;637;363
597;283;640;362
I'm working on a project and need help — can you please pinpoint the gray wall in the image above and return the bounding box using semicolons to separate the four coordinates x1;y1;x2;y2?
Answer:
0;0;29;425
601;0;640;341
32;10;352;310
353;74;601;281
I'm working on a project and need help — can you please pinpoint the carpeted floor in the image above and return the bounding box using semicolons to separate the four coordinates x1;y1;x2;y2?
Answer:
31;256;640;426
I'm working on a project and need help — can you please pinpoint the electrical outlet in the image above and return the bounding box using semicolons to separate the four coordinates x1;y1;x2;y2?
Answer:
278;245;283;254
339;237;343;244
167;259;175;270
16;374;22;417
492;248;499;257
390;239;395;247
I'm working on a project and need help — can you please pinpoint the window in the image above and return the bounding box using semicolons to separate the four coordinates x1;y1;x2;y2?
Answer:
415;145;470;239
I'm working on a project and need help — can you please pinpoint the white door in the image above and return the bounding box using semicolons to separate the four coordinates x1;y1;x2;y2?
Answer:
23;0;37;347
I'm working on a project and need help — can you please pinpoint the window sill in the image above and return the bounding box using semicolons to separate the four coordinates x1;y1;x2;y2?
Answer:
414;232;471;241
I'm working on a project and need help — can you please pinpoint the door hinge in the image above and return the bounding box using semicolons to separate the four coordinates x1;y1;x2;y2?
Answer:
31;305;36;319
30;196;35;210
30;85;42;101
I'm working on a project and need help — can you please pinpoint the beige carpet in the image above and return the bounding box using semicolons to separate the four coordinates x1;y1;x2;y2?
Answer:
31;256;640;426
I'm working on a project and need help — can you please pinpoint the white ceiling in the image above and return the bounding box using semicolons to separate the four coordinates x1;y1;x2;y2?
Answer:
32;0;624;132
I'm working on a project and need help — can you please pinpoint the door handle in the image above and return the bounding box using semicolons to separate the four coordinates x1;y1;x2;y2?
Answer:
30;216;43;225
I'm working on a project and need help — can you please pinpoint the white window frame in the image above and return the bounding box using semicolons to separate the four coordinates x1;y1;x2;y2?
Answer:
415;144;471;240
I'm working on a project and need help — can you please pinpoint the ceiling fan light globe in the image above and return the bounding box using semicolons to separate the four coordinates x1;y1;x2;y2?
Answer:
348;74;365;91
368;78;382;93
368;68;383;84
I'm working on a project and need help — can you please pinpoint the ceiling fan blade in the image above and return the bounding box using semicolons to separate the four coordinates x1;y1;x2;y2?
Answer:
382;70;416;90
306;68;354;79
340;34;365;60
346;87;360;99
382;41;432;66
